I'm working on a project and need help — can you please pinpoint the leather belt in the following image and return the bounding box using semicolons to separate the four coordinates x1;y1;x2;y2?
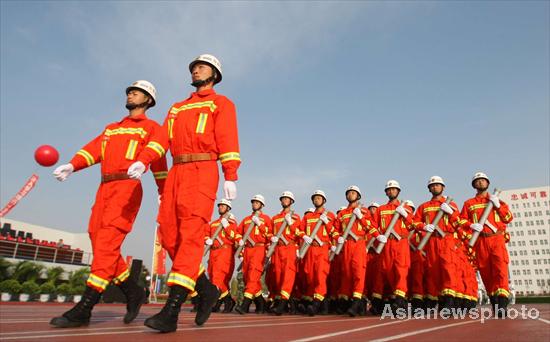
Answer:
173;153;217;164
101;173;132;183
278;241;297;247
247;243;265;248
480;230;504;238
312;240;326;247
211;244;232;250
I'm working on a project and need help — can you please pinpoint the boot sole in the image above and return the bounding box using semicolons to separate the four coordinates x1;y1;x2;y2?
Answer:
144;318;177;333
50;318;90;328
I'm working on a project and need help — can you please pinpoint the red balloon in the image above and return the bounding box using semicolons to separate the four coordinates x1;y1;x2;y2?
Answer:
34;145;59;167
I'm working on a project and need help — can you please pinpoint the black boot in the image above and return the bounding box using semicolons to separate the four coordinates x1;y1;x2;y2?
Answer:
320;298;330;315
496;296;509;318
328;298;338;314
288;298;298;315
273;299;288;316
347;299;362;317
411;298;425;314
254;296;266;314
235;297;252;314
144;285;188;333
190;295;199;312
307;300;321;316
439;295;454;311
265;299;276;314
50;286;101;328
211;299;223;313
369;297;383;316
391;296;407;314
222;296;235;313
118;278;146;324
335;298;347;314
194;273;220;326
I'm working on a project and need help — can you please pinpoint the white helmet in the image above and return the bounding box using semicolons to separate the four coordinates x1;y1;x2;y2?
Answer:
126;80;157;107
279;191;295;203
251;194;265;206
345;185;362;199
385;180;401;191
368;202;380;208
189;54;223;84
305;207;315;214
427;175;445;187
217;198;232;209
405;200;415;209
471;172;490;186
311;190;327;202
337;206;347;213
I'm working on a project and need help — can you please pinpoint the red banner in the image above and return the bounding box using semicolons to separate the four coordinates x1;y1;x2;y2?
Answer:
0;174;39;218
152;229;166;275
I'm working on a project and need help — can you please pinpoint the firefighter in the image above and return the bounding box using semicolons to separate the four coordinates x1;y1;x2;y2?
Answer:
405;201;428;313
374;180;413;312
51;81;167;328
460;172;513;317
326;206;347;314
234;194;273;314
145;54;241;333
335;186;382;317
205;199;238;313
270;191;302;315
364;202;381;313
411;176;463;311
300;190;337;316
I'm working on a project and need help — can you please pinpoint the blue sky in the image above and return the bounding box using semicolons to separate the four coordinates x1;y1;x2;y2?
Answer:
1;1;548;270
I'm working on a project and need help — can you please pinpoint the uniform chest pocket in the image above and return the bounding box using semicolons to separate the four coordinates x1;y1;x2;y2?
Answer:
195;113;209;134
125;139;140;160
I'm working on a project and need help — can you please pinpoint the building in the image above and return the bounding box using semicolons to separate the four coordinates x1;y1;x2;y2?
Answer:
501;186;550;296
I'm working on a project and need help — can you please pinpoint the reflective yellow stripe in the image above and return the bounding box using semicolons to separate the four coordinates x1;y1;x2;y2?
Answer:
87;274;109;290
125;140;139;160
195;113;208;134
113;269;130;284
394;289;406;298
101;141;106;160
170;100;217;114
77;149;95;166
168;118;174;139
105;127;147;138
167;272;196;291
494;212;501;222
341;213;353;220
219;290;229;299
244;292;254;299
473;213;478;223
153;171;168;180
352;292;362;299
307;218;319;223
219;152;241;163
469;203;488;211
380;210;395;216
281;290;290;299
146;141;165;157
422;206;440;213
314;293;325;301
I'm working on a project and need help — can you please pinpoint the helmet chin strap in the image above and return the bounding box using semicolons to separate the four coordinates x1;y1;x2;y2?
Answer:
191;75;216;88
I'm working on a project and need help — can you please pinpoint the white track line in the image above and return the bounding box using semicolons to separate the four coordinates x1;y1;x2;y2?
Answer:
289;320;408;342
537;318;550;324
370;321;477;342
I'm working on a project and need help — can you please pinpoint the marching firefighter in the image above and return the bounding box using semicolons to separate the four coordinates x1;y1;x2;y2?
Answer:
334;185;382;317
300;190;337;316
205;199;238;313
269;191;302;315
51;81;167;328
235;194;273;314
145;54;240;332
364;202;381;312
373;180;413;312
460;172;513;317
326;206;347;314
411;176;463;310
406;201;428;313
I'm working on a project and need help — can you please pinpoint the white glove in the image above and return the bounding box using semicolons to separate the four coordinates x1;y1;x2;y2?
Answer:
252;216;262;226
271;236;279;243
395;205;408;218
53;163;74;182
376;235;388;243
238;239;244;246
424;224;435;233
284;213;293;226
337;236;345;244
158;195;162;206
470;223;483;232
320;213;329;224
353;207;363;219
330;245;337;253
221;218;230;228
205;238;213;246
440;202;454;215
223;181;237;200
239;256;243;262
489;194;501;209
127;161;146;179
303;235;313;244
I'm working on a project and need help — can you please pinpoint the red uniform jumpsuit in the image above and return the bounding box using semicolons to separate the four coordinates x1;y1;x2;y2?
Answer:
300;209;337;302
270;211;302;300
374;200;413;300
334;206;378;300
411;197;462;301
205;214;238;299
237;212;273;300
460;194;513;299
70;114;167;292
157;89;240;292
407;230;426;301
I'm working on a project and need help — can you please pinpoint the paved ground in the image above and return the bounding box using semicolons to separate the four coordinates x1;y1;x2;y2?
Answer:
0;303;548;341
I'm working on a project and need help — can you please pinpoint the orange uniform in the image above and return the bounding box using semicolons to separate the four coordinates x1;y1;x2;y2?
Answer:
300;209;337;301
334;206;378;300
70;114;167;292
460;194;513;299
237;212;273;300
157;89;240;292
411;197;462;301
205;215;238;299
269;211;302;300
372;200;413;300
407;230;426;302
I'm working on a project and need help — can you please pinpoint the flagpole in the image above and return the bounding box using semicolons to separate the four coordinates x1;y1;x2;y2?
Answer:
149;224;158;303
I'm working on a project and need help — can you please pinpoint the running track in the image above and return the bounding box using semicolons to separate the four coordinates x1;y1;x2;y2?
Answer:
0;303;548;341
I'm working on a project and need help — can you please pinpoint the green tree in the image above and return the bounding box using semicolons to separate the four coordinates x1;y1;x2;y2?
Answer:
12;261;44;282
45;266;65;286
67;267;90;288
0;257;12;281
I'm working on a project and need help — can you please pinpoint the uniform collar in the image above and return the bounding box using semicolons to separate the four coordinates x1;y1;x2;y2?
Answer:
387;199;401;205
122;113;147;122
190;88;216;98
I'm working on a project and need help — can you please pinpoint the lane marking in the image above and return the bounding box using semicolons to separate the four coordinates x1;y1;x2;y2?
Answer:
370;321;477;342
289;320;409;342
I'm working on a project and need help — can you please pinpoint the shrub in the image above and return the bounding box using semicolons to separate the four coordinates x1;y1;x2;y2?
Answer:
21;281;40;295
0;279;21;294
39;282;56;294
56;283;72;296
70;285;85;296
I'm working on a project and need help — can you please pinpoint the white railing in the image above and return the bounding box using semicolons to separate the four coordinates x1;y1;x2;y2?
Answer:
0;240;92;265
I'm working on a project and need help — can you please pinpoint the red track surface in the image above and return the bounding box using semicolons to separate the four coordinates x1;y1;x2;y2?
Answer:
0;303;548;341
